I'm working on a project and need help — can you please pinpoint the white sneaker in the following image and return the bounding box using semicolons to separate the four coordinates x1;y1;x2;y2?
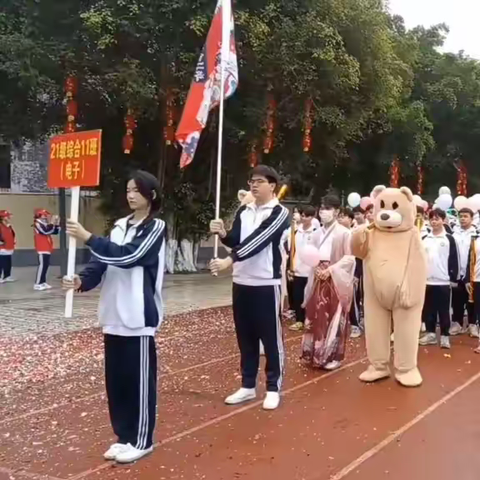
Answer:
3;277;16;283
103;443;129;460
450;322;463;336
115;443;153;464
323;360;341;371
42;283;53;290
34;284;47;291
419;333;437;346
440;336;451;349
0;278;4;284
468;324;479;338
263;392;280;410
224;388;256;405
350;326;362;339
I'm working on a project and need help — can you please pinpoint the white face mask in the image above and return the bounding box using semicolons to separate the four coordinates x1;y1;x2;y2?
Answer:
320;210;334;224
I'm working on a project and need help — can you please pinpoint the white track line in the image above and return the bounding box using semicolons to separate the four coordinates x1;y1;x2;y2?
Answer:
325;370;480;480
70;356;368;480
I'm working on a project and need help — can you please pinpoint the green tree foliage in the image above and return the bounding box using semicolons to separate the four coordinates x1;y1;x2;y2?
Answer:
2;0;480;236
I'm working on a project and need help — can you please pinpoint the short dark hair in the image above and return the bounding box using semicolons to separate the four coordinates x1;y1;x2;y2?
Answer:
339;207;354;220
129;170;162;214
459;207;474;217
352;206;365;214
294;204;303;215
429;208;446;221
249;165;280;185
321;194;341;209
302;205;316;218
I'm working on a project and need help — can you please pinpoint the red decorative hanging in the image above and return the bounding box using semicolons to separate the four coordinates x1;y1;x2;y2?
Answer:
389;156;400;188
64;76;77;133
416;162;424;195
457;160;468;196
164;90;175;145
123;110;137;154
65;76;78;99
303;98;313;152
249;142;259;167
263;94;276;154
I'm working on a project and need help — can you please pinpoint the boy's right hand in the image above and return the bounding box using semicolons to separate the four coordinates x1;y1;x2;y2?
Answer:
62;275;82;290
210;219;226;238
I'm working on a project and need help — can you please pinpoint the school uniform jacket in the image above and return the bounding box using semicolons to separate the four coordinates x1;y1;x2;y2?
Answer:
422;230;459;285
79;216;166;337
222;198;289;286
453;226;478;280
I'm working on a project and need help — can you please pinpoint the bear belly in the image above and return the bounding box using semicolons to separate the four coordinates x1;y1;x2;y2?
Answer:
365;259;403;309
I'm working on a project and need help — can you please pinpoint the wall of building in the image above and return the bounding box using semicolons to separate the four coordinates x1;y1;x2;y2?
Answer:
0;192;106;266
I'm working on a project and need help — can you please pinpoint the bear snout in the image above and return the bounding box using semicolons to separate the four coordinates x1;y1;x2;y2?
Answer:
380;213;390;221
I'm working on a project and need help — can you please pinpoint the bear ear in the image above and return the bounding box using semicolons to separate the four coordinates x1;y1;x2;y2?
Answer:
400;186;413;202
237;190;248;202
371;185;386;199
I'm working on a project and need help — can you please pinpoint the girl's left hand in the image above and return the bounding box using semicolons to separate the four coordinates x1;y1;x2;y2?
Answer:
66;219;92;242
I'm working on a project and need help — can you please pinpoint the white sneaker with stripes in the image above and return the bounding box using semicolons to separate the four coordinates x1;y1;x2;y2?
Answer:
103;443;129;461
115;443;153;464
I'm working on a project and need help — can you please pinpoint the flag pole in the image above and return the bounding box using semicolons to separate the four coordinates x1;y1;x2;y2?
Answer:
213;0;230;259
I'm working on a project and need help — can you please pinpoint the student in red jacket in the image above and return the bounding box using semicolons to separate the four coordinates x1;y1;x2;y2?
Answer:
33;209;60;291
0;210;16;283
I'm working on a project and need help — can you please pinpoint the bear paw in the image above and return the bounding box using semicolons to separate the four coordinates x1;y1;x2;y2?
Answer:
359;365;391;383
395;368;423;387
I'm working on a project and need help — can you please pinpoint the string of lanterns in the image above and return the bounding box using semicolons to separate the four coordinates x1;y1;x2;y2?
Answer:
65;76;78;133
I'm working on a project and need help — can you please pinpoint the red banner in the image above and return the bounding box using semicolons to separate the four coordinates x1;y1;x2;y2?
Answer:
48;130;102;188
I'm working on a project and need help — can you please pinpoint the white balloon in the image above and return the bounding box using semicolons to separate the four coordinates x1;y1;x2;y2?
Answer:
454;196;468;210
436;194;453;211
468;194;480;212
347;192;361;208
412;195;423;206
439;186;451;196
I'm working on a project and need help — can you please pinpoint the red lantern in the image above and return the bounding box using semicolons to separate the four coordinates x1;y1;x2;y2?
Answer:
123;134;134;154
164;126;175;145
457;160;468;196
65;121;76;133
389;157;400;188
65;76;78;99
263;94;276;154
66;100;78;122
303;98;313;152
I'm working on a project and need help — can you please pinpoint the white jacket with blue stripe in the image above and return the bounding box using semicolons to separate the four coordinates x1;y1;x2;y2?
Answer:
79;215;166;337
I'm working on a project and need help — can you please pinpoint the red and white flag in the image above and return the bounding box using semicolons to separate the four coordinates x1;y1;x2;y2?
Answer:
175;0;238;169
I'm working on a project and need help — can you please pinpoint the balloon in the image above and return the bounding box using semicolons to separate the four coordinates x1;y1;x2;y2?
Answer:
347;192;361;208
468;194;480;212
436;194;453;211
412;195;423;206
439;186;451;196
422;200;429;210
360;196;373;210
454;196;468;210
298;245;322;268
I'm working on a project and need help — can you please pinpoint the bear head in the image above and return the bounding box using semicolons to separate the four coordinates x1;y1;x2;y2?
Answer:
371;185;415;232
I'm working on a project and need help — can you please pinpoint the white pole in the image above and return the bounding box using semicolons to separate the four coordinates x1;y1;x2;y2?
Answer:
65;186;80;318
213;0;230;259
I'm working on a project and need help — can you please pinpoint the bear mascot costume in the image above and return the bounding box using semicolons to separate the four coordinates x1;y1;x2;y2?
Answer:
351;185;427;387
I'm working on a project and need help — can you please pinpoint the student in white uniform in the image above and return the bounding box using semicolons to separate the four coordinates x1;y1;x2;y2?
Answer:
452;208;478;336
419;209;459;349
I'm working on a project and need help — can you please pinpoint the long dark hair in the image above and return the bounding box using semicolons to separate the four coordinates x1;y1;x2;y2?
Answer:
128;170;161;221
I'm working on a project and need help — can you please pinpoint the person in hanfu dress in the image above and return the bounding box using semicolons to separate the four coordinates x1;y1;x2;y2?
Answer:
301;194;356;371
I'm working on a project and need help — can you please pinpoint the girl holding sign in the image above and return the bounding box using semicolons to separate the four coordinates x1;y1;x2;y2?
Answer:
62;170;165;464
